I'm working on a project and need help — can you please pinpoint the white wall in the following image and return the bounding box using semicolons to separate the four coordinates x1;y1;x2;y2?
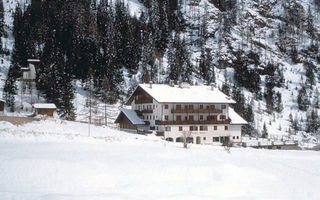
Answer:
164;124;242;144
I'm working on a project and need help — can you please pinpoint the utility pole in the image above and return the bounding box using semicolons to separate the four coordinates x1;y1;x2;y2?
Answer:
104;100;107;126
88;75;93;137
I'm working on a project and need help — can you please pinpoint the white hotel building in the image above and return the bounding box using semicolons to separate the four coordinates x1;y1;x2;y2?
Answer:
115;82;247;145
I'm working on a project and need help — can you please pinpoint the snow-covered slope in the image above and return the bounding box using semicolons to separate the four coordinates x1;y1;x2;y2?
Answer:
181;0;320;137
0;120;320;200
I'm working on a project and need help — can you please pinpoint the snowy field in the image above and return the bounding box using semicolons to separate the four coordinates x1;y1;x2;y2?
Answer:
0;120;320;200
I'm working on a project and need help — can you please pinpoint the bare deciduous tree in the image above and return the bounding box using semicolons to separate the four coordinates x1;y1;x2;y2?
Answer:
181;131;192;148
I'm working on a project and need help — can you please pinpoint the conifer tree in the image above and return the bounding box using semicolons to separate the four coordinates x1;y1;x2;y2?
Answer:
0;0;4;49
306;109;320;133
297;86;310;111
262;122;268;138
199;49;215;85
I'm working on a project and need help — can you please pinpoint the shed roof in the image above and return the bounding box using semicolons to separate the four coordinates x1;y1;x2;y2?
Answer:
33;103;57;109
229;108;248;125
127;84;236;105
115;108;145;125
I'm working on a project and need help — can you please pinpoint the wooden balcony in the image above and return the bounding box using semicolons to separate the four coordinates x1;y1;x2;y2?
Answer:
141;109;153;113
155;119;230;125
171;108;222;114
135;99;153;104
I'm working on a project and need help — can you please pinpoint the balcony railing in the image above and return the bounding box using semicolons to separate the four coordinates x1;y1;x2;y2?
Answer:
155;119;230;125
141;109;153;113
135;99;153;104
171;108;222;114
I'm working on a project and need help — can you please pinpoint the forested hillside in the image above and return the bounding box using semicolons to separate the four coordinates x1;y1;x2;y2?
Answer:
1;0;320;138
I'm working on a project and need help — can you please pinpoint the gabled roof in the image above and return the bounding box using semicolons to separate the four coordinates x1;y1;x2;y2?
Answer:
229;108;248;125
126;84;236;105
33;103;57;109
115;108;145;125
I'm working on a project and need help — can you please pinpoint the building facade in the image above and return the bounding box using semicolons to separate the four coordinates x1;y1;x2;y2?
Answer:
115;83;247;145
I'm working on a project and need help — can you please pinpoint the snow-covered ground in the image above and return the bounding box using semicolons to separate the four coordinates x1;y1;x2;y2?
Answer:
0;120;320;200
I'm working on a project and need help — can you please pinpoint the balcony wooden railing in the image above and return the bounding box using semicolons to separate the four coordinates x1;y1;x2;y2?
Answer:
141;109;153;113
135;99;153;104
155;119;230;125
171;108;222;114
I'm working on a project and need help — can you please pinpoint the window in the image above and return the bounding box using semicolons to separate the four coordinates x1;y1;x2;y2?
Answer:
165;115;169;121
237;136;239;139
213;115;217;121
153;115;155;120
233;136;235;139
199;104;203;109
213;137;219;142
189;126;198;131
179;126;183;131
188;105;194;110
220;115;226;120
143;105;145;109
176;115;181;121
203;137;206;141
185;105;188;109
165;127;171;132
200;126;208;131
153;105;155;109
185;116;188;121
189;115;194;121
176;104;181;110
225;126;228;130
165;105;169;109
138;106;140;110
210;105;215;109
213;126;217;131
200;115;203;120
222;105;226;109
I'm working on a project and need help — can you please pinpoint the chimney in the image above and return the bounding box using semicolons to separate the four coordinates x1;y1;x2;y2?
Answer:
149;81;153;88
169;80;175;87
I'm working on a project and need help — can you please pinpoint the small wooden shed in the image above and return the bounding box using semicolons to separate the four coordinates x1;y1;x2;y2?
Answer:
115;108;146;131
0;99;5;112
21;59;40;81
33;103;56;117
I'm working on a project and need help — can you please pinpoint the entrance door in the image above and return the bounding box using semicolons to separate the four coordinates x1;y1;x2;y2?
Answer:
220;136;224;143
220;136;230;144
196;136;201;144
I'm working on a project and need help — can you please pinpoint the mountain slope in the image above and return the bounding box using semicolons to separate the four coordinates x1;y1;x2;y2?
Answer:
0;0;319;140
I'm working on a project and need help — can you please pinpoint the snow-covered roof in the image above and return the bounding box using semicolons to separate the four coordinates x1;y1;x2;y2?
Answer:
116;108;145;125
0;99;5;102
33;103;57;109
229;108;248;125
128;84;236;104
21;67;30;71
27;59;40;63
